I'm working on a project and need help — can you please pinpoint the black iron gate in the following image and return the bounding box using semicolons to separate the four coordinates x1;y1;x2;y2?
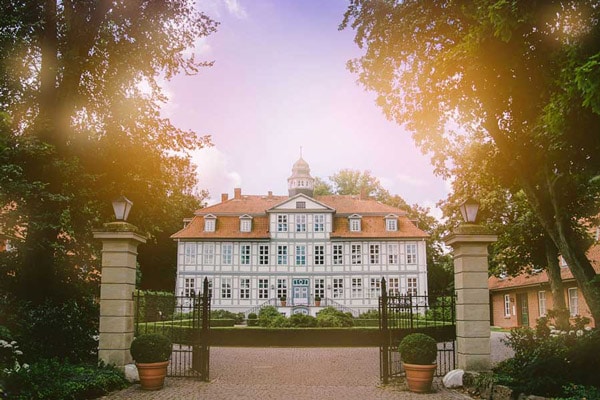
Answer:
379;278;456;383
134;278;211;381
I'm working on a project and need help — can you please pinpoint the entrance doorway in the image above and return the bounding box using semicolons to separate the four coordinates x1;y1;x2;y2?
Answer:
517;293;530;327
292;278;309;305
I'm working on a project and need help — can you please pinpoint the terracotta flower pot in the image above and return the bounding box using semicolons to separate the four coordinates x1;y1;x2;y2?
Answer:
403;363;437;393
136;360;169;390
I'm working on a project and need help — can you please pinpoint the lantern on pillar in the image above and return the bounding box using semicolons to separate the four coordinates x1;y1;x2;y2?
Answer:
112;196;133;221
459;198;479;223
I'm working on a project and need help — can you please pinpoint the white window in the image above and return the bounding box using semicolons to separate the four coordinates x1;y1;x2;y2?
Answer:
204;217;216;232
504;294;511;317
184;278;195;297
388;243;399;264
277;215;288;232
352;278;363;298
240;217;252;232
221;277;232;299
184;243;196;265
258;278;269;299
333;244;343;265
203;243;214;264
351;244;362;265
314;245;324;265
241;245;251;265
568;287;579;316
333;278;344;299
406;243;417;264
296;214;307;232
314;279;325;299
240;278;250;299
277;278;288;299
222;243;233;265
369;278;381;298
407;277;418;296
296;245;306;265
277;245;288;265
538;291;547;316
350;218;361;232
388;277;399;296
386;218;398;231
259;245;269;265
296;201;306;209
369;244;380;264
314;214;325;232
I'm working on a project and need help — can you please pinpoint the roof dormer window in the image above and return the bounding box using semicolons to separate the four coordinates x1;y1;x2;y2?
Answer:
385;214;398;232
204;214;216;232
349;214;362;232
240;215;252;232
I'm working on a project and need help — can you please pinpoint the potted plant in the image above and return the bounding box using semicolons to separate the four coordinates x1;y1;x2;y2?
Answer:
398;333;437;393
314;295;321;307
280;295;287;306
130;333;172;390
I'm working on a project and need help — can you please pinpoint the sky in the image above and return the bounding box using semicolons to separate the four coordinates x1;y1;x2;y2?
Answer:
163;0;450;217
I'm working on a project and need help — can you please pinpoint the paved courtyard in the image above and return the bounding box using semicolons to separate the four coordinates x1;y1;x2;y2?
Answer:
101;335;510;400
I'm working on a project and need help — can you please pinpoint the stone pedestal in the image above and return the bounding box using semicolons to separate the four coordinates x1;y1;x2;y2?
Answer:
93;222;146;369
445;224;497;371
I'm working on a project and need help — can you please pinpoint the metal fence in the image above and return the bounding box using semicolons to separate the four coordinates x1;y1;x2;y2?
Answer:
133;278;211;380
379;278;456;383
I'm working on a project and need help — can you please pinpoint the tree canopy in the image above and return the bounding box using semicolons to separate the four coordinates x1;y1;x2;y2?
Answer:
0;0;217;301
342;0;600;323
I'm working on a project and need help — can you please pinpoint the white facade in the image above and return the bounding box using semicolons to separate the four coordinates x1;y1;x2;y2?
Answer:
173;160;429;317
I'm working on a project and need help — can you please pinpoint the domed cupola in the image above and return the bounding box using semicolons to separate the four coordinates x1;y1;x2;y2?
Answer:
288;153;314;197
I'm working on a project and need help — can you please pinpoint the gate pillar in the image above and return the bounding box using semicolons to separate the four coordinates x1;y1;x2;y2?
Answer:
445;225;496;372
93;222;146;370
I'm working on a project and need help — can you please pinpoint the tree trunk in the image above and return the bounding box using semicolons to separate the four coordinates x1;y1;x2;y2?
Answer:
544;238;569;329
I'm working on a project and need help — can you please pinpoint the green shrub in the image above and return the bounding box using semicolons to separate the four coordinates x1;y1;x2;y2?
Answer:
247;313;258;326
4;359;128;400
357;309;379;319
209;319;235;327
316;307;354;327
130;333;172;363
493;323;600;397
559;384;600;400
288;314;317;327
211;309;244;324
398;333;437;365
16;298;99;363
134;290;176;323
352;319;379;327
258;306;282;327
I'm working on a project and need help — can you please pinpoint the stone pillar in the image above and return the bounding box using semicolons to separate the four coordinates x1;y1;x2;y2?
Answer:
93;222;146;369
445;225;497;371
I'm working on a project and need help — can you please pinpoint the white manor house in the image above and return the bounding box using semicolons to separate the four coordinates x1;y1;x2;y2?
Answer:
172;157;429;316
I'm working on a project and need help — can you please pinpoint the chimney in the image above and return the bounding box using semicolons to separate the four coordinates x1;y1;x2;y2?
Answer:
360;188;368;200
268;191;273;198
234;188;242;199
221;193;229;203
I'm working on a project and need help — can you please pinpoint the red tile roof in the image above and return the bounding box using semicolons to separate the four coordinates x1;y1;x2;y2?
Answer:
489;243;600;291
171;193;426;239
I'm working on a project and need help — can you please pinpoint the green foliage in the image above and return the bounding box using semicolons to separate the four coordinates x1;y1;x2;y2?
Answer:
398;333;437;365
257;306;282;327
130;334;172;363
15;298;98;363
559;384;600;400
425;296;454;322
4;359;128;400
316;307;354;327
247;313;258;326
493;324;600;397
134;291;176;323
288;314;317;328
357;309;379;319
210;309;244;325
